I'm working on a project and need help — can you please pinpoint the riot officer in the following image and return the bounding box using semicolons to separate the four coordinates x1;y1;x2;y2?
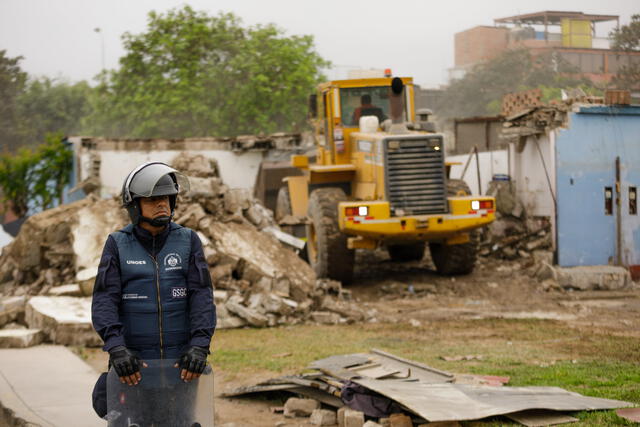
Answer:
91;162;216;419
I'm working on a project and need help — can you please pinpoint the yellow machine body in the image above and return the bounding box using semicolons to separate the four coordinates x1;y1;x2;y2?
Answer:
286;77;495;247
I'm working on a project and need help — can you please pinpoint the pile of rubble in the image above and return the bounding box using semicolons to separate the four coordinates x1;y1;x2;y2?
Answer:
478;180;552;261
224;350;632;426
0;153;372;348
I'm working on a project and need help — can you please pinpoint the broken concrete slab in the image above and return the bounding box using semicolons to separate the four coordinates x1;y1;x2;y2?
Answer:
0;296;25;326
556;265;632;291
46;284;82;297
0;329;44;348
283;397;320;417
215;304;247;329
225;298;269;327
311;311;343;325
25;296;101;346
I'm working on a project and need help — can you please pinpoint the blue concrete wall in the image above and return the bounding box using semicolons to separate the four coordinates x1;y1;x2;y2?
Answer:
556;106;640;267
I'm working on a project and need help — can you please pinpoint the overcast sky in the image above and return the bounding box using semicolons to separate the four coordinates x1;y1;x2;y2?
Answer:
0;0;636;88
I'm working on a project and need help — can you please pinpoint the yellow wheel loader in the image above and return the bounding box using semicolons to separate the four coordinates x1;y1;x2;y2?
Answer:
278;76;495;283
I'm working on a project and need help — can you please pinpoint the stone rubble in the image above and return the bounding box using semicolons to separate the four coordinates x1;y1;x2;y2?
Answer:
283;397;320;418
0;152;368;348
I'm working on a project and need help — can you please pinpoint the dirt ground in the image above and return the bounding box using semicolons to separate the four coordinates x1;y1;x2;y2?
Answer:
82;251;640;426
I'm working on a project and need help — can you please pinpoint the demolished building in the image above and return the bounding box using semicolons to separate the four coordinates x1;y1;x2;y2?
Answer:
447;90;640;281
0;153;371;349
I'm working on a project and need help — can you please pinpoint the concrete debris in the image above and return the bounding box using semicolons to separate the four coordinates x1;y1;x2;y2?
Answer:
344;409;365;427
555;266;632;291
389;413;413;427
283;397;320;418
226;350;632;426
46;283;82;297
0;328;44;348
480;213;551;261
0;296;26;326
310;408;337;425
25;296;102;346
363;421;383;427
0;152;368;347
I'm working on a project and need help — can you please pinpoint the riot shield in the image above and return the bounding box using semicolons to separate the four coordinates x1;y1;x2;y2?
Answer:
106;359;214;427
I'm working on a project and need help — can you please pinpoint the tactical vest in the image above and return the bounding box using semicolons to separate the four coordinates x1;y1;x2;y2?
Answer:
111;223;191;360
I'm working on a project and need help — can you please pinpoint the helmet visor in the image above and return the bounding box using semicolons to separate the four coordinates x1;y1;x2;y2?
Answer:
128;163;191;199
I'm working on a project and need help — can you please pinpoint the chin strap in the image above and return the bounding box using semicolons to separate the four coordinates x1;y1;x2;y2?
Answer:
139;213;172;227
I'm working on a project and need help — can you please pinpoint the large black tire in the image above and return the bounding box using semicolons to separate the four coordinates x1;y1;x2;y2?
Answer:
275;186;292;222
429;241;477;275
447;178;472;196
387;242;426;262
306;188;354;283
435;178;477;274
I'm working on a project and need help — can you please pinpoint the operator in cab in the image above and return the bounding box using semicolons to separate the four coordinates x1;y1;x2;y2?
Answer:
352;94;386;125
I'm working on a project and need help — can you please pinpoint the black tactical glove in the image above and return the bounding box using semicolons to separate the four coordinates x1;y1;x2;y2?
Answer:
109;346;142;377
178;346;209;374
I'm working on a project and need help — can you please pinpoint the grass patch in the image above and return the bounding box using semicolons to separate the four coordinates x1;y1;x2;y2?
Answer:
212;319;640;425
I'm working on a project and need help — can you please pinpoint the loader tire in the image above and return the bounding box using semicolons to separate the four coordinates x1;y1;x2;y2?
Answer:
429;240;477;275
306;187;354;284
387;242;426;262
275;186;292;222
447;179;472;196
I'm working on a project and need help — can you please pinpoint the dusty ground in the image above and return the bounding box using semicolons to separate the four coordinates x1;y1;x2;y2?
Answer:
82;251;640;426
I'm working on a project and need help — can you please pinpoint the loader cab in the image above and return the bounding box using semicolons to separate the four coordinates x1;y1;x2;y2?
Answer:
311;78;415;166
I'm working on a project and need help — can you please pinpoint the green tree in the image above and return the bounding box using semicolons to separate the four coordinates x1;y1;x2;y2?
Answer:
610;14;640;90
436;48;593;118
18;77;94;144
87;6;328;138
0;134;72;216
0;50;28;152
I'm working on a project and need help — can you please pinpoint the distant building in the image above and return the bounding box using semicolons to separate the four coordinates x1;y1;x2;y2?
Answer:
451;11;640;86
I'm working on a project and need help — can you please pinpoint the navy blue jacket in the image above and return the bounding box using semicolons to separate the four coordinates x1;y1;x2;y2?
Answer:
91;223;216;358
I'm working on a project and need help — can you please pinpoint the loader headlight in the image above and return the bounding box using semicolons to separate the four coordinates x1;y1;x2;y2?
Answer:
471;200;494;210
345;206;369;217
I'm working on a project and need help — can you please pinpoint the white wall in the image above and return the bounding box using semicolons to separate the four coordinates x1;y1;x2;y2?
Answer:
80;149;264;198
448;150;508;195
509;134;556;218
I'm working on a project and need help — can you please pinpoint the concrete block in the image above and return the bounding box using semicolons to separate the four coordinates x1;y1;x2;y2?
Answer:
344;408;365;427
556;266;632;291
25;296;101;346
283;397;320;418
311;311;343;325
389;413;413;427
310;408;337;425
337;406;347;427
215;304;247;329
0;329;44;348
225;300;269;327
363;421;383;427
0;296;26;326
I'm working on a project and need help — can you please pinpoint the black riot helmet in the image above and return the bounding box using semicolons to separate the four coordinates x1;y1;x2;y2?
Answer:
121;162;190;226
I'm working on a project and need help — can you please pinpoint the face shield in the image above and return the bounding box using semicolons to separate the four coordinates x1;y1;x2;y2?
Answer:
123;162;191;205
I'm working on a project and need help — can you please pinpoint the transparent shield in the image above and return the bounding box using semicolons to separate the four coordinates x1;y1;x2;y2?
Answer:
106;359;214;427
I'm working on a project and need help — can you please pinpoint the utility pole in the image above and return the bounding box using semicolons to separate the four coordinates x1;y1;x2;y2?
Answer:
94;27;105;71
